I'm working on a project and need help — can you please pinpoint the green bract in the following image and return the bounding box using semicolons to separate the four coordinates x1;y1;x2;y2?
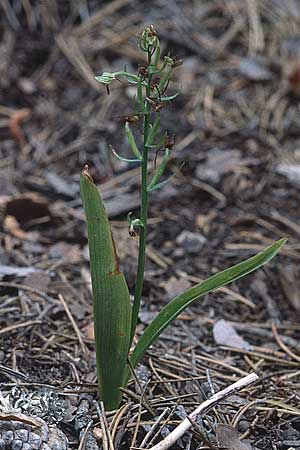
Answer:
81;26;287;411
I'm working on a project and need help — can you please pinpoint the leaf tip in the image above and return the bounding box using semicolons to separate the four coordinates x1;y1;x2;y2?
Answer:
279;236;289;246
81;164;95;184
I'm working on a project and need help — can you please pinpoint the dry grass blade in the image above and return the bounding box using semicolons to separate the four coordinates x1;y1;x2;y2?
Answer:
58;294;87;354
56;35;100;90
72;0;131;36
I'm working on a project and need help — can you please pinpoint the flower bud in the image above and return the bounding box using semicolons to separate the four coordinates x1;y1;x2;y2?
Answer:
140;25;159;52
164;56;183;68
95;72;116;84
164;56;173;66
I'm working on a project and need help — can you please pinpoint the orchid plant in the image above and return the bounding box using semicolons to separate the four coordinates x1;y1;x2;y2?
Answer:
80;26;286;410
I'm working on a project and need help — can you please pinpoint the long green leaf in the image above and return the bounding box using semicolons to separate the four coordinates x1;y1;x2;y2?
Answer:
110;144;141;163
80;167;132;410
159;92;179;102
147;161;185;192
145;113;161;147
129;238;287;371
125;122;142;160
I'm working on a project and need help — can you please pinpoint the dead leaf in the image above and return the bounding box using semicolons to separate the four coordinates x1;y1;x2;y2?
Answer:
23;271;50;292
49;242;82;264
20;271;51;303
2;193;51;225
213;319;251;350
9;108;31;148
0;411;45;428
281;58;300;96
196;149;258;184
83;322;94;341
93;427;102;440
195;211;217;233
3;215;39;241
216;424;253;450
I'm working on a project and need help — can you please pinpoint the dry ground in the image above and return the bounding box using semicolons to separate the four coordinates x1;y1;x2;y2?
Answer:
0;1;300;449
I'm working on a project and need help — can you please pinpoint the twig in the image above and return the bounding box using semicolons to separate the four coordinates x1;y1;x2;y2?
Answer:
272;323;300;363
100;402;115;450
0;364;28;381
0;320;42;336
187;416;217;450
78;420;93;450
72;0;130;35
130;403;142;449
140;408;170;448
56;35;100;90
58;294;87;354
0;281;55;303
127;357;154;415
147;373;259;450
94;401;115;450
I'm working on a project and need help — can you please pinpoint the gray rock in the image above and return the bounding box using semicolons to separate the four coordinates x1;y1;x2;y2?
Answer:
176;231;207;254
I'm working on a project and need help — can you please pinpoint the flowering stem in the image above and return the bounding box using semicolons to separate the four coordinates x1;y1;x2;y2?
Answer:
130;73;152;345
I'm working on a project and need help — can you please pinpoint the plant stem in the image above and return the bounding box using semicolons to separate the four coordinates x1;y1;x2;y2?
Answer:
130;73;152;344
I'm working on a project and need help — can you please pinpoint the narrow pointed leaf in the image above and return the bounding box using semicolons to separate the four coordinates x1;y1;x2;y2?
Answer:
137;78;147;112
145;113;161;147
129;238;287;371
110;145;141;163
159;92;179;102
147;149;170;190
158;67;172;92
148;132;167;150
80;168;132;410
125;122;142;160
147;161;185;192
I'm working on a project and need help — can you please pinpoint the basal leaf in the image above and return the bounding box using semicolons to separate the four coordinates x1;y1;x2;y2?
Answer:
129;238;287;371
80;167;132;410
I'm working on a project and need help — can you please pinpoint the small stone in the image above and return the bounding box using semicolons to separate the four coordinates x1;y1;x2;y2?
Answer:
172;248;185;258
176;231;207;254
238;420;251;433
29;432;42;449
12;440;23;450
15;429;29;441
22;444;32;450
3;430;13;444
18;77;37;94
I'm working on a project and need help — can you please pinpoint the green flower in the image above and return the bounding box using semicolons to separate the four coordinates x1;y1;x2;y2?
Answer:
95;72;115;84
